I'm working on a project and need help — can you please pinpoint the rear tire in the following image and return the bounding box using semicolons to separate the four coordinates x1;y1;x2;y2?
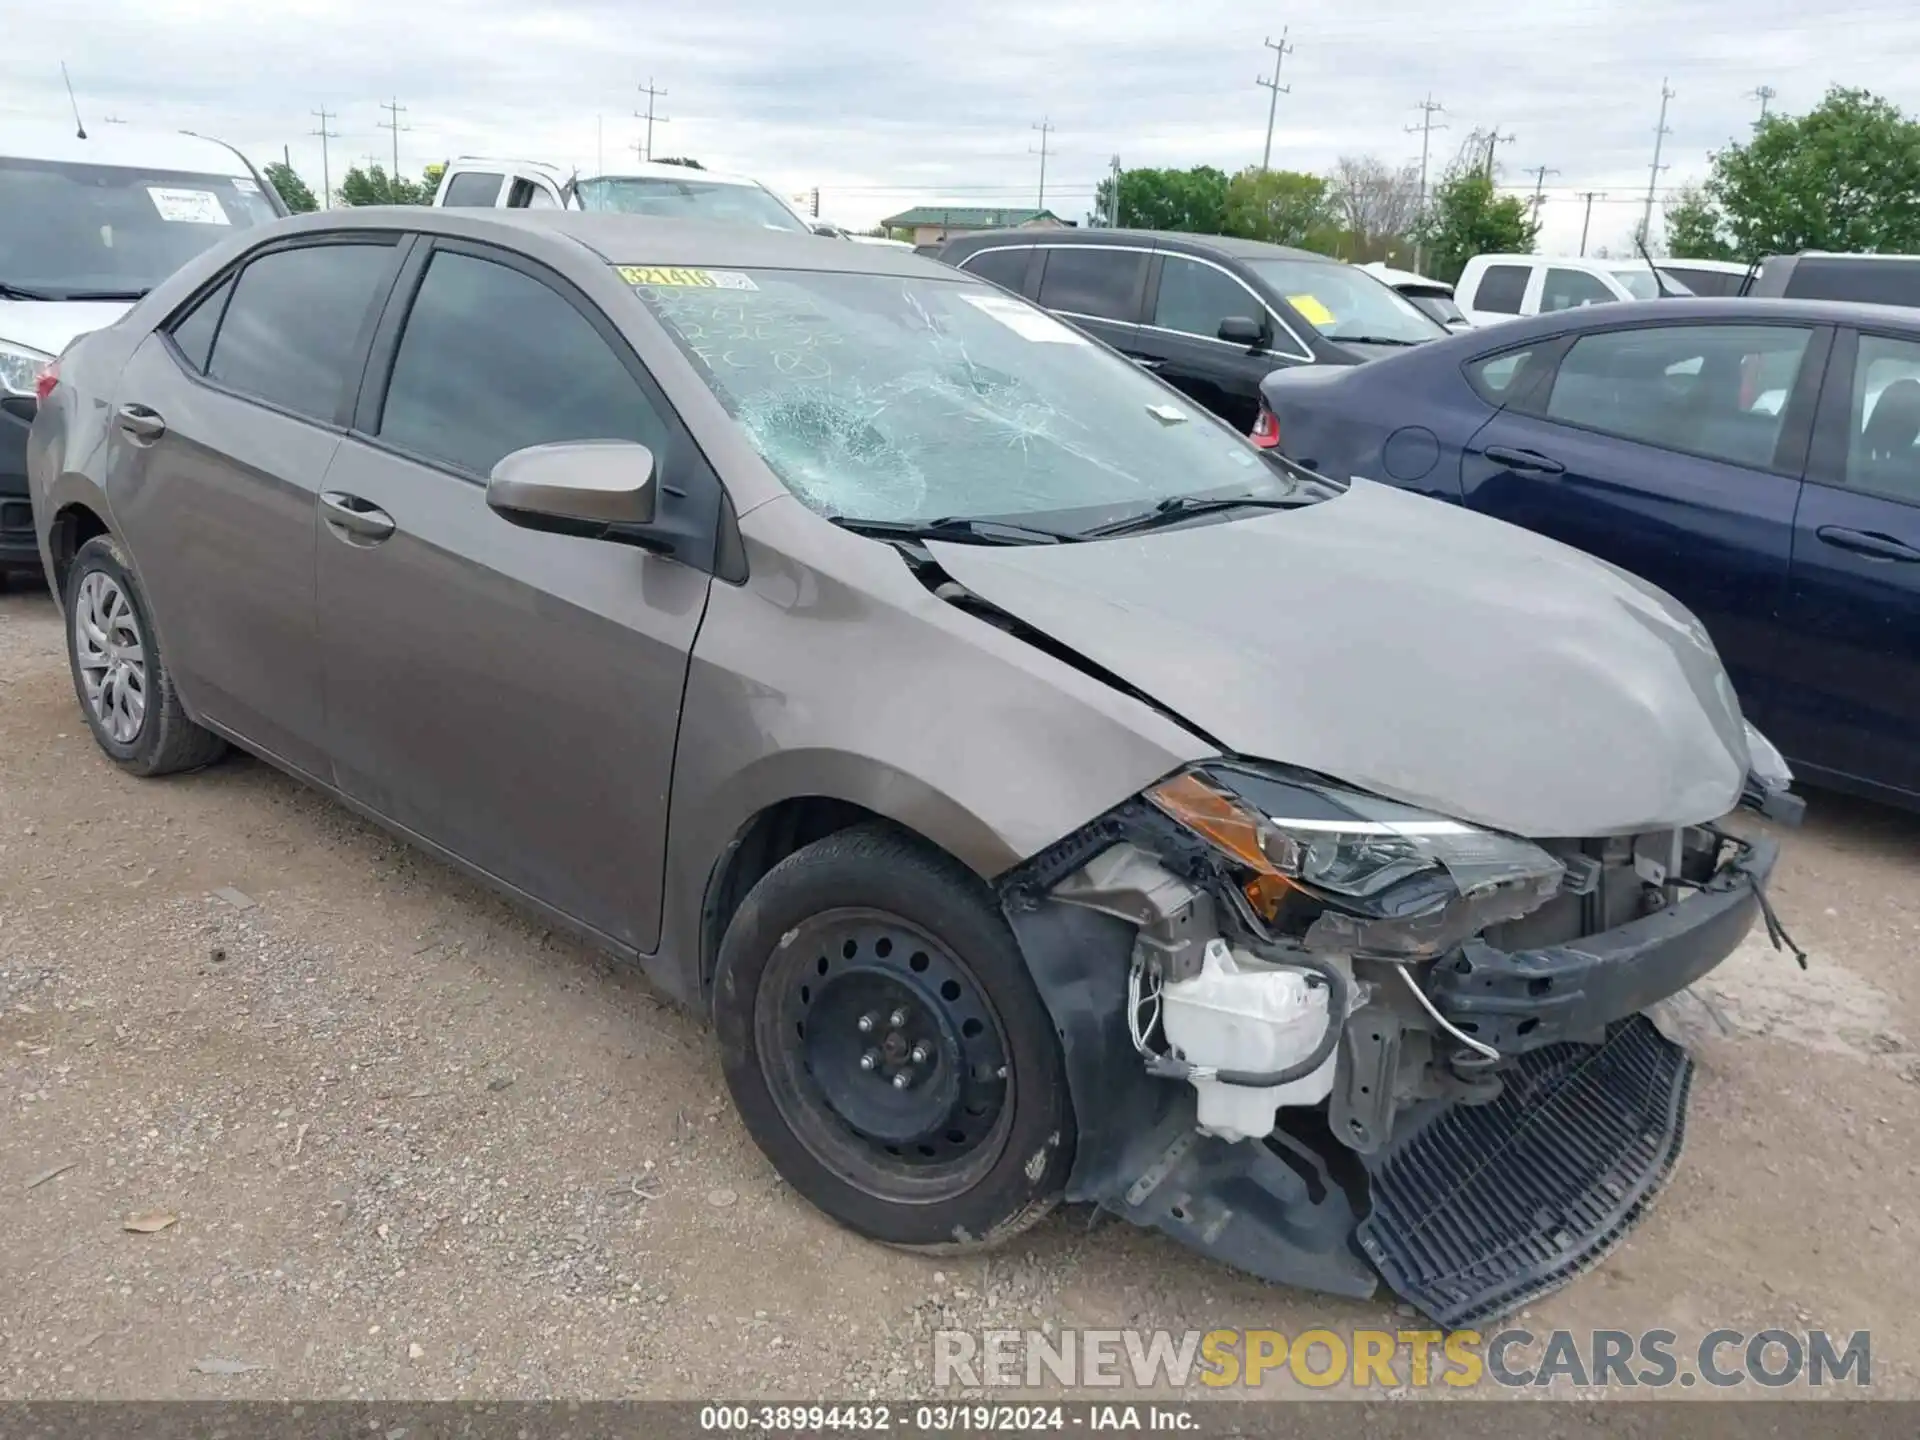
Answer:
714;824;1074;1251
64;534;227;777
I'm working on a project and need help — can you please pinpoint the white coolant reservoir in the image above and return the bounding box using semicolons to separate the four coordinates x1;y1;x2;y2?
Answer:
1158;939;1336;1142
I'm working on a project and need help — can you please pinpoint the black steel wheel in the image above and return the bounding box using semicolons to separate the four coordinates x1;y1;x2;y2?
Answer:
714;825;1074;1249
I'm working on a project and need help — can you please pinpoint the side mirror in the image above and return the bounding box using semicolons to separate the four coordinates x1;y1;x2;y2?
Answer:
1217;315;1265;348
486;440;656;537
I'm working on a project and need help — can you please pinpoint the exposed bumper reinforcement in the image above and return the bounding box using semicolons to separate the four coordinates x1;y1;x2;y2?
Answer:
1427;835;1776;1054
1356;1014;1691;1328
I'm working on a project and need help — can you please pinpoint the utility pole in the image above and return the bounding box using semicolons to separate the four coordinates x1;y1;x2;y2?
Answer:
1526;163;1560;216
1483;127;1516;181
1641;78;1674;246
1108;154;1124;228
1257;29;1294;172
1576;190;1605;256
377;97;409;180
1030;118;1055;209
635;79;668;162
310;105;339;208
1406;95;1446;274
1750;84;1777;129
810;187;820;218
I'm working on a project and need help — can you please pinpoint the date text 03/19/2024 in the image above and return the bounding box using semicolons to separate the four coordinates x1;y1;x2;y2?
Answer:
697;1404;1195;1432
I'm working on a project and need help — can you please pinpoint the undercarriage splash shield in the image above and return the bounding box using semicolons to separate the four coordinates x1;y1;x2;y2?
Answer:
1356;1015;1692;1328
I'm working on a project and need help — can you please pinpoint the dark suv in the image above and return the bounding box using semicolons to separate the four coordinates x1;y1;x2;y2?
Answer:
1748;252;1920;308
936;229;1446;432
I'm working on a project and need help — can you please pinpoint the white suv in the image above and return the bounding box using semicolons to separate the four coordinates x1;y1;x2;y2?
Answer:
431;157;812;233
1453;254;1695;326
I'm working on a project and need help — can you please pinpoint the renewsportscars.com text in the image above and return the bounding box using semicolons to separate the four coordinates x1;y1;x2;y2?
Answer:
932;1327;1871;1390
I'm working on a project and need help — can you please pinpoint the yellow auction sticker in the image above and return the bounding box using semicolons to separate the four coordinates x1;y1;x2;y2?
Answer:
1287;293;1336;327
618;265;758;290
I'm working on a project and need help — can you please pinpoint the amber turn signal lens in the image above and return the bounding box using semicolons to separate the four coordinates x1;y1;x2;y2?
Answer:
1147;772;1295;917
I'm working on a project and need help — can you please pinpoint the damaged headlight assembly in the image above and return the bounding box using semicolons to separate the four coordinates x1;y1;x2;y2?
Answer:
1058;765;1571;1145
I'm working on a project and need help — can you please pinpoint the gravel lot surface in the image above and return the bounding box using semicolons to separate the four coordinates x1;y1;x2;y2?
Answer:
2;577;1916;1400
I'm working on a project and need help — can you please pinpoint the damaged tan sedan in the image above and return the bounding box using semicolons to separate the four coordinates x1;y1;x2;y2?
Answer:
27;208;1804;1324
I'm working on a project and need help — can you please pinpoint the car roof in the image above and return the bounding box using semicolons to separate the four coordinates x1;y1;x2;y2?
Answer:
945;227;1334;264
0;119;259;174
451;155;776;191
1466;294;1920;341
1362;261;1451;290
261;206;958;278
1658;257;1752;273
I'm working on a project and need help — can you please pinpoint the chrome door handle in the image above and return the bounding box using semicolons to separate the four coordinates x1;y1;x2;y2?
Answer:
321;491;396;542
115;404;166;443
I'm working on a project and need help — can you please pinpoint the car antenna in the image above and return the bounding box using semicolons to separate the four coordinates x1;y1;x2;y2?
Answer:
1635;234;1676;298
60;61;88;140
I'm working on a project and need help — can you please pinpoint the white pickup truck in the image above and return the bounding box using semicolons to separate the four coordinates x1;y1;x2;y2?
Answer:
430;156;816;233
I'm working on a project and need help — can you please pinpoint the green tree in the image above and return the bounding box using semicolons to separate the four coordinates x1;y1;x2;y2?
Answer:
1664;185;1735;260
1220;167;1338;250
653;156;704;170
1093;166;1228;232
1669;87;1920;258
263;161;317;213
1411;170;1540;283
335;163;436;206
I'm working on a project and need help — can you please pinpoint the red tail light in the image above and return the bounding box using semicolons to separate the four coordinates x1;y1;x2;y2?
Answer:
34;359;59;403
1249;404;1280;449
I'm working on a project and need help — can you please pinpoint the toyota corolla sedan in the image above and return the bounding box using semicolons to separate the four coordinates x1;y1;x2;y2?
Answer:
28;208;1803;1325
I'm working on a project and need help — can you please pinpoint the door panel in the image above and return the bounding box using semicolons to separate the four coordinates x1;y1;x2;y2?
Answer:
1773;327;1920;798
105;332;338;775
316;441;709;949
1459;322;1826;728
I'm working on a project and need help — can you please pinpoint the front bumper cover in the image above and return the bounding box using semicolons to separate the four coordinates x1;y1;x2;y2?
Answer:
1004;824;1776;1322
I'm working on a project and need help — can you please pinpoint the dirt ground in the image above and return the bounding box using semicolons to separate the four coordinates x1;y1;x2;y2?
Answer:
2;576;1917;1401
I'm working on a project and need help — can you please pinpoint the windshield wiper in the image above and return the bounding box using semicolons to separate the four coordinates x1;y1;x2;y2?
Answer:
1085;492;1313;538
829;514;1080;546
1321;333;1422;347
0;283;149;303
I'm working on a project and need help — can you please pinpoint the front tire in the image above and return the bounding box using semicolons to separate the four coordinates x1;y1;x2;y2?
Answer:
64;534;226;777
714;824;1074;1250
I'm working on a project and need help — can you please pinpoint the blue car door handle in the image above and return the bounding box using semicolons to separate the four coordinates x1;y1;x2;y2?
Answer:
1815;525;1920;562
1482;444;1565;476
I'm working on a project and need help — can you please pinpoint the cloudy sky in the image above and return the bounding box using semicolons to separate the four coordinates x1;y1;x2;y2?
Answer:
8;0;1915;256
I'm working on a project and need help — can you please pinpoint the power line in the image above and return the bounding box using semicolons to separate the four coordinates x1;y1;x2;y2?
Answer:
1641;78;1675;244
1256;28;1294;172
377;97;409;180
1030;117;1055;209
1406;95;1446;274
1576;190;1606;255
310;105;340;209
635;79;669;163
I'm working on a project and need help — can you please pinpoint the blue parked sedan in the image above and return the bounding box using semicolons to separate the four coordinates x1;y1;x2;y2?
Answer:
1255;297;1920;810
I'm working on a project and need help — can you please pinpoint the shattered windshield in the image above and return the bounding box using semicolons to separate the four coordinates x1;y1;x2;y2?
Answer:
622;265;1317;530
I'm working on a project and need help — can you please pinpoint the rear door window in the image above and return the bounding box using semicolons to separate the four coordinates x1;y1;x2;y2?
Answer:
1543;323;1813;470
377;248;668;477
1471;263;1531;315
958;247;1032;293
166;275;235;373
441;171;504;207
1036;247;1146;322
1540;268;1618;312
205;240;400;424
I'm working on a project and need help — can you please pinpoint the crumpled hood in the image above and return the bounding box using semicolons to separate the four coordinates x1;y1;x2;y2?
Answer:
929;480;1750;838
0;299;131;360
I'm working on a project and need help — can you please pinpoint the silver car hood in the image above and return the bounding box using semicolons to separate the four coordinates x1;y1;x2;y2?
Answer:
929;480;1750;838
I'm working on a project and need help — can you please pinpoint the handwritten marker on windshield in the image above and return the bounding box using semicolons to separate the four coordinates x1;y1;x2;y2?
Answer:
1147;404;1189;425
